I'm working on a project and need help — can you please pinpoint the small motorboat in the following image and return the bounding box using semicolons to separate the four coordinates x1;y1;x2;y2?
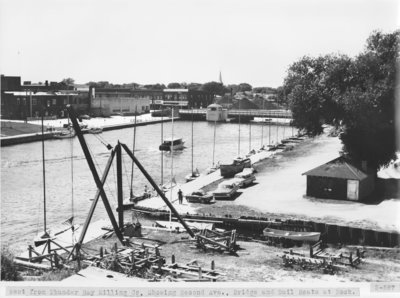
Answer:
53;129;75;139
185;190;214;204
205;162;220;175
151;109;171;117
159;137;185;151
34;217;79;247
263;227;321;243
121;192;152;210
185;169;200;182
88;127;103;134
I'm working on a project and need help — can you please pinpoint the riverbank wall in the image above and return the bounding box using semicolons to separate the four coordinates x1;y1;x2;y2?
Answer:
130;206;400;247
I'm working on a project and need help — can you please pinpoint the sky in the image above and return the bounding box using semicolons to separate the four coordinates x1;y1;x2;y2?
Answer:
0;0;398;88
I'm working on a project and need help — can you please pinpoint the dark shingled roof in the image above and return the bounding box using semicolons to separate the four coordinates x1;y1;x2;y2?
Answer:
302;156;369;180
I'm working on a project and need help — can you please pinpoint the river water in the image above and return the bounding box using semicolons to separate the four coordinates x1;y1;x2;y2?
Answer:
1;120;294;250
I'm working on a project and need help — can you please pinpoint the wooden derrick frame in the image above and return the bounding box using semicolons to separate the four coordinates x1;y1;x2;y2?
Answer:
14;239;74;271
82;242;166;279
193;229;239;254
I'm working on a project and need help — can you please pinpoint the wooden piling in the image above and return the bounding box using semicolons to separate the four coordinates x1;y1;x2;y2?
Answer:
131;252;136;270
337;225;350;244
351;227;362;245
364;229;376;246
54;253;59;268
28;245;33;261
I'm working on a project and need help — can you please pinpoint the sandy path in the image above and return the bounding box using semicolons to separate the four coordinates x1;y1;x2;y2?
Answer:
234;134;400;232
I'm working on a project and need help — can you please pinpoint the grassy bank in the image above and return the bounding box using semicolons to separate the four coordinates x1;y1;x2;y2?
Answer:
1;121;43;137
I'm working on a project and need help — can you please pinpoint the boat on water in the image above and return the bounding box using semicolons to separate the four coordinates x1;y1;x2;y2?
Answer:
185;190;214;204
263;227;321;242
205;162;220;174
159;137;185;151
220;157;251;178
122;192;152;210
53;129;76;139
34;218;79;247
185;169;200;182
88;127;103;134
151;109;171;117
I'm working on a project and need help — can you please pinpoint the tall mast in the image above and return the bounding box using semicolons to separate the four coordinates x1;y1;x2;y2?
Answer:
276;120;279;144
261;99;264;148
268;116;271;145
191;108;194;175
249;120;251;152
41;101;47;234
212;120;216;166
130;106;137;198
160;107;164;185
169;106;175;224
238;100;241;156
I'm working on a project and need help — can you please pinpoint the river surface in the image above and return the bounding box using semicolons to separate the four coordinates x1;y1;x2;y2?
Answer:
1;120;294;250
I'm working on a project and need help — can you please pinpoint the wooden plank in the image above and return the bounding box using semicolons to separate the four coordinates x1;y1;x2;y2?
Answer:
152;266;219;280
14;259;52;270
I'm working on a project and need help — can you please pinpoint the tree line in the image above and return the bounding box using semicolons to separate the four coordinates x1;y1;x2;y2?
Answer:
278;30;399;170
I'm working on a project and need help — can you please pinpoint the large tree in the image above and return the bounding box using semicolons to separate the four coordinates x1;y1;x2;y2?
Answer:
285;54;351;135
339;30;399;169
238;83;252;92
201;81;227;95
167;82;182;89
284;30;399;170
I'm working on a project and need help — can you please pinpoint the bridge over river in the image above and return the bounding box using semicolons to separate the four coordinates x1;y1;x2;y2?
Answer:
179;109;293;122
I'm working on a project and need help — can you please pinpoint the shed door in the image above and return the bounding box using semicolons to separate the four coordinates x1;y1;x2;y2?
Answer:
347;180;359;200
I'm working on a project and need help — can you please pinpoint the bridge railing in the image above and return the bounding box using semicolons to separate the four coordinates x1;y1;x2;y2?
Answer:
228;109;292;118
179;109;292;118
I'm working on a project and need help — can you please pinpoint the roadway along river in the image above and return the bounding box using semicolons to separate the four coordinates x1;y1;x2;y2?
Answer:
1;120;294;251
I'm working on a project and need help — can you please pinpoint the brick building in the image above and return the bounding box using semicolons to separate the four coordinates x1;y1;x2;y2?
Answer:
1;75;89;119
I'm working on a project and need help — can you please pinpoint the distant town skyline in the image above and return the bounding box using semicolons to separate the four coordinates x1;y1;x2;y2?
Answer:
0;0;398;88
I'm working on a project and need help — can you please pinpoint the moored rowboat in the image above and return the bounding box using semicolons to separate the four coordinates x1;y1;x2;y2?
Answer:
263;227;321;242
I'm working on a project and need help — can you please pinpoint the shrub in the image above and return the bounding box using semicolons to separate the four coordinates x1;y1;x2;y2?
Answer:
1;246;22;281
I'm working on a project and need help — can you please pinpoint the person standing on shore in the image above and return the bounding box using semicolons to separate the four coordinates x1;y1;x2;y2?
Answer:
178;189;183;204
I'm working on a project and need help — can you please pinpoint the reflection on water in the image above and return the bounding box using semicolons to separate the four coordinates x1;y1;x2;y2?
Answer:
1;120;294;249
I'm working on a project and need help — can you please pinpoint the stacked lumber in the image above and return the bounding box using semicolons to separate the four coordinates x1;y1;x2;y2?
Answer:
280;241;366;274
